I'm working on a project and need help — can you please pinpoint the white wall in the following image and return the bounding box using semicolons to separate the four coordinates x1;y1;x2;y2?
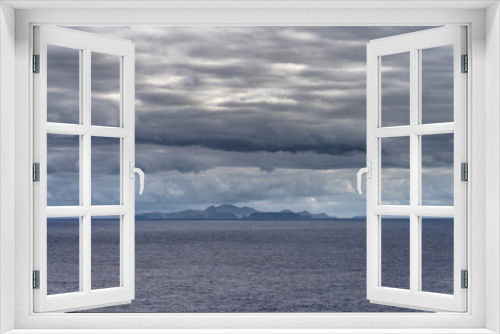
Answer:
2;3;497;332
0;2;16;333
485;2;500;332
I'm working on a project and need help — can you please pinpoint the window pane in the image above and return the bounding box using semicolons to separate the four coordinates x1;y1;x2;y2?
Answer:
381;52;410;127
381;216;410;289
47;134;80;206
381;136;410;205
421;133;454;206
91;137;121;205
47;217;80;295
92;216;121;290
47;44;80;124
92;52;121;127
421;217;454;294
421;45;454;124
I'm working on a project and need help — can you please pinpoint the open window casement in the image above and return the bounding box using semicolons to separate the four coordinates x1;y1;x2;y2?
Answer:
362;26;467;312
33;26;141;312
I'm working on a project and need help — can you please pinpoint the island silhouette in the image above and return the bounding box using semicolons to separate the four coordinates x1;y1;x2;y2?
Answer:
135;204;336;220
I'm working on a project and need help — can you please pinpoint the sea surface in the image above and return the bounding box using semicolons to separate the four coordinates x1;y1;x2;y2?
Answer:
46;218;454;313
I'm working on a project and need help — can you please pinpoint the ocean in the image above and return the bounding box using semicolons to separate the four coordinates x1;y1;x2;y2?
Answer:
46;218;454;312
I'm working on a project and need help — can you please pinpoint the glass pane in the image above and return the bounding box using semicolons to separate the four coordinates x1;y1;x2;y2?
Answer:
47;134;79;206
47;217;80;295
421;217;454;294
381;215;410;289
92;216;121;289
421;133;454;206
91;137;121;205
381;52;410;127
381;136;410;205
92;52;121;127
421;45;454;124
47;44;80;124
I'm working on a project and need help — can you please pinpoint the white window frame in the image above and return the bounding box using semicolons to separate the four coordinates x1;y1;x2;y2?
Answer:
1;1;499;333
366;26;468;312
33;25;136;313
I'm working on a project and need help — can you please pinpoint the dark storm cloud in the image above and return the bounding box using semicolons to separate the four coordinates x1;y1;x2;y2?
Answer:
136;107;366;155
421;45;454;124
91;52;121;126
47;45;80;124
47;134;79;174
59;26;446;162
422;133;454;167
381;136;410;170
91;137;121;175
138;91;198;108
66;26;438;161
381;52;411;126
135;144;366;173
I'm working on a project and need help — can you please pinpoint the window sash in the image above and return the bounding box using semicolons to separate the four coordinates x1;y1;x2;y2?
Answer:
32;25;136;313
366;26;468;312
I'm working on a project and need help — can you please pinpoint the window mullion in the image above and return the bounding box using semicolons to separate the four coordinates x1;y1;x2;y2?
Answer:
78;48;84;292
82;47;92;294
409;47;420;294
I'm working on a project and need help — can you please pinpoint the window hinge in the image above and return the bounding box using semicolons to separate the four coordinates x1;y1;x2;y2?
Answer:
461;162;468;181
461;54;468;73
33;163;40;182
33;54;40;73
33;270;40;289
461;270;468;289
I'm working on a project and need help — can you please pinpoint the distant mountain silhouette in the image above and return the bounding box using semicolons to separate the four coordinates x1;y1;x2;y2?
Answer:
136;204;336;220
204;204;257;218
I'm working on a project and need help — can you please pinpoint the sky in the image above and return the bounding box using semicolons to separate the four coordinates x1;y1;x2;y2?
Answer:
46;26;454;217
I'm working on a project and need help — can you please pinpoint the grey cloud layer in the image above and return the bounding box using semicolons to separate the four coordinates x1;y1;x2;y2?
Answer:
46;26;453;215
68;26;440;162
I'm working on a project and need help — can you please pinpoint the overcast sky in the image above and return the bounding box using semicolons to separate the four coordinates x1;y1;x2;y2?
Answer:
46;26;454;217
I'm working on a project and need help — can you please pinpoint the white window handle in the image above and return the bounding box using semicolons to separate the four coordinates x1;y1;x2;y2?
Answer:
357;162;372;195
129;162;145;195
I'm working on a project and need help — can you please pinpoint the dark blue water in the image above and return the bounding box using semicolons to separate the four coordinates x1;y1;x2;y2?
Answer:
46;219;454;312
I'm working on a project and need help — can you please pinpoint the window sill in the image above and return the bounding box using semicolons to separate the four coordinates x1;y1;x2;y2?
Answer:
4;329;497;334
